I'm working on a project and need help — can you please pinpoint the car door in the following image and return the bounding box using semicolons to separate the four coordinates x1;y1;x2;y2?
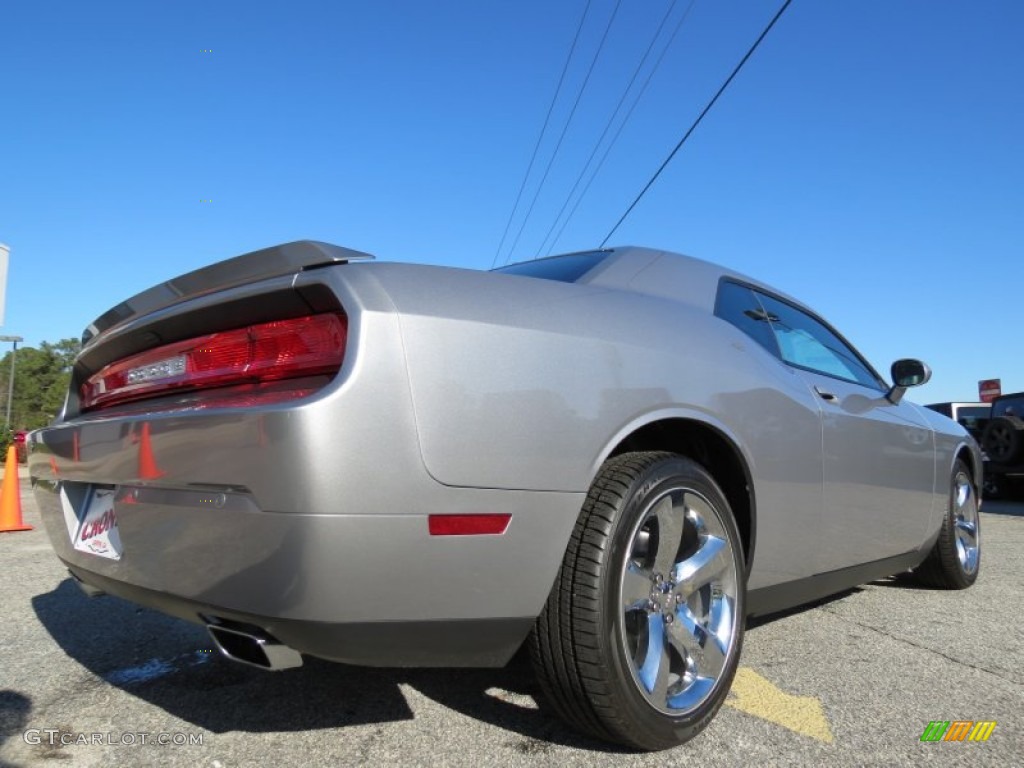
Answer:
752;291;936;573
713;281;826;587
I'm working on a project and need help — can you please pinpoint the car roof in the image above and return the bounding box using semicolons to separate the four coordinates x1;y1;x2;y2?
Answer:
582;246;811;315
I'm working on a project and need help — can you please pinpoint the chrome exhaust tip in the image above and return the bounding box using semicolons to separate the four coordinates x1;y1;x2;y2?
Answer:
206;623;303;670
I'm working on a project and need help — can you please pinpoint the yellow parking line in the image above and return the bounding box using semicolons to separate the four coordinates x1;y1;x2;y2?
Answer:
726;667;834;743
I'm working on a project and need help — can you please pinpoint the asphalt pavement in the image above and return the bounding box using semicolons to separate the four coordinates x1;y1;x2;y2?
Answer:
1;464;1021;767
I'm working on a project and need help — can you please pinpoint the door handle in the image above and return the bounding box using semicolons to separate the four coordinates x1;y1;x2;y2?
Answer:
814;386;838;402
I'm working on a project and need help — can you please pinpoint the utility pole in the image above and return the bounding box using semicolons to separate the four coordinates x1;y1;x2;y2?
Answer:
0;335;22;426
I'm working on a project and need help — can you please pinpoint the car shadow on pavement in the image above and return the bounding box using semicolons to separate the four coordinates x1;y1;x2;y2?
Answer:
32;579;615;751
32;580;414;733
402;655;621;754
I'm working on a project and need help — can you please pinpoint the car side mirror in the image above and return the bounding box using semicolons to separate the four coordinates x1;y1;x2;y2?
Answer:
887;359;932;404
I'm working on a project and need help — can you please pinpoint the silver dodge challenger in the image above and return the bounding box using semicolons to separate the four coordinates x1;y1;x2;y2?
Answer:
29;242;981;750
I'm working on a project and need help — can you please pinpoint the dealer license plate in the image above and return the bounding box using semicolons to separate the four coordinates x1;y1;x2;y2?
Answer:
70;487;123;560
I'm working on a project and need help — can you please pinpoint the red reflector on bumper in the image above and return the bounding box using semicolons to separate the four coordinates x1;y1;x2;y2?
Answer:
428;514;511;536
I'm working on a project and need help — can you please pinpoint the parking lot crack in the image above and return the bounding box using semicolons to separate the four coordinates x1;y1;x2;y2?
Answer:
819;607;1022;687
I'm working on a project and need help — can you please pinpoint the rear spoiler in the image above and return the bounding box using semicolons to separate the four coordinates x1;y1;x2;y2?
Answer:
82;241;374;345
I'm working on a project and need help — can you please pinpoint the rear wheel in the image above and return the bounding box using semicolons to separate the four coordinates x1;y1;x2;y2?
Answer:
911;459;980;589
529;452;745;750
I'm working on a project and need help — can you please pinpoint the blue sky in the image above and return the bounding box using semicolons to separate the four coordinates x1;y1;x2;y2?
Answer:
2;0;1021;403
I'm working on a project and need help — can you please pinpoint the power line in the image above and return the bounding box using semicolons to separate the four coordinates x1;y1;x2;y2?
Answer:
501;0;624;265
491;0;594;269
535;0;697;257
547;0;696;256
599;0;793;248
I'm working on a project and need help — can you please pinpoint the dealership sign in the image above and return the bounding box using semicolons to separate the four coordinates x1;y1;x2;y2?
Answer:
979;379;1001;403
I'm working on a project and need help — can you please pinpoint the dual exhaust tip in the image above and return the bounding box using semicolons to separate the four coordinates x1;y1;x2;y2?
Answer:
206;623;304;671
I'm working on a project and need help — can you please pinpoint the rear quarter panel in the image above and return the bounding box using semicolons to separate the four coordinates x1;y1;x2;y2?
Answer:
378;263;715;491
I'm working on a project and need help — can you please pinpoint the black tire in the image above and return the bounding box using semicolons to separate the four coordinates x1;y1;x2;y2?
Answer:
911;459;980;589
529;452;746;751
980;416;1024;463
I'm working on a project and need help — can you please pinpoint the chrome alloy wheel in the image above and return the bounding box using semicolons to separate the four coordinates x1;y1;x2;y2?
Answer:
952;469;980;575
618;487;740;715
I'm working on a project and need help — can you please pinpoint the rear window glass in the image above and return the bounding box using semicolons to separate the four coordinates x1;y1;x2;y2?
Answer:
956;406;990;421
492;251;609;283
994;396;1024;418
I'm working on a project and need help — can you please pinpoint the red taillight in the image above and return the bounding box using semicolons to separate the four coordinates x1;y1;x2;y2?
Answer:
82;313;347;410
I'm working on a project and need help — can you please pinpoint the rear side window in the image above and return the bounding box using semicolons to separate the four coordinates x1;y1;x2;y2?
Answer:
714;281;779;355
493;251;609;283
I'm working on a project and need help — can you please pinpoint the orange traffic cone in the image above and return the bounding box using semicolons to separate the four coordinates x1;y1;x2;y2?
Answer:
138;422;165;480
0;445;31;532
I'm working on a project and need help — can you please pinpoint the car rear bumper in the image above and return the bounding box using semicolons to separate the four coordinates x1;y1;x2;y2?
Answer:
62;562;534;667
32;468;581;666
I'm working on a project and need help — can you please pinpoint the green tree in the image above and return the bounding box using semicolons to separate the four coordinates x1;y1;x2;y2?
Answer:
0;338;82;430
